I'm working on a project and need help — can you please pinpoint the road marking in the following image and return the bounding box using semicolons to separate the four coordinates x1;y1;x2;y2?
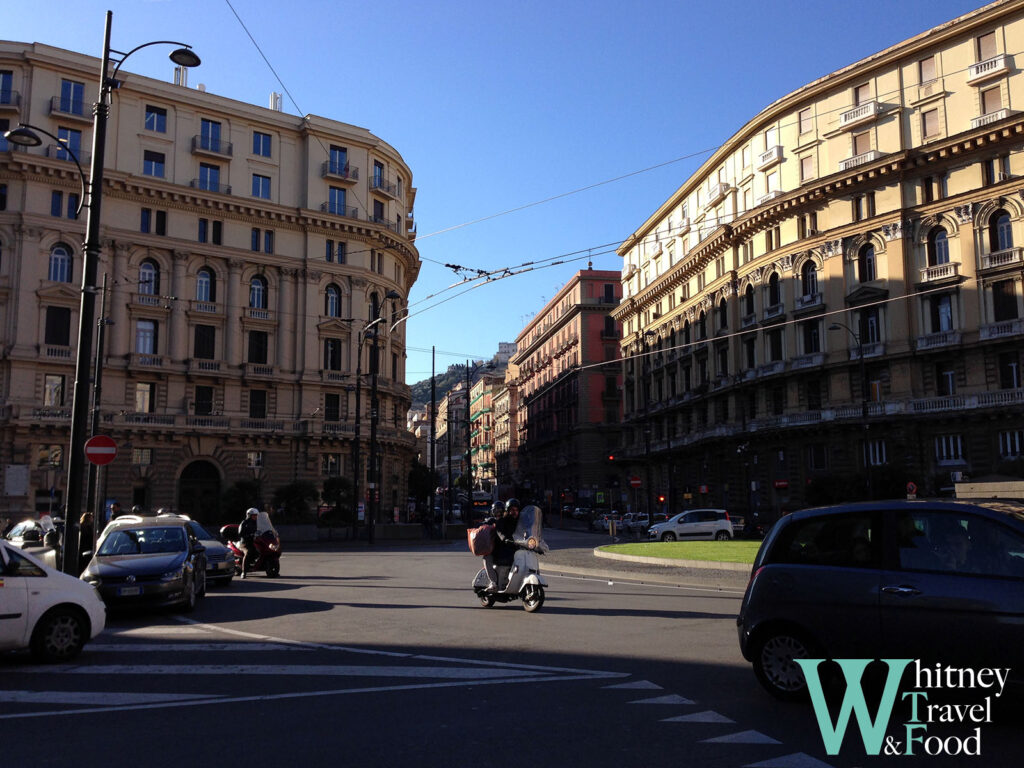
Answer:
85;643;312;653
0;691;220;705
630;693;696;705
603;680;662;690
30;664;548;679
745;754;837;768
106;626;213;636
702;730;781;744
662;710;735;723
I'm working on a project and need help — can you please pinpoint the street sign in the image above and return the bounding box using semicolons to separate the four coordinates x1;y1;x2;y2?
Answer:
84;435;117;466
629;476;642;488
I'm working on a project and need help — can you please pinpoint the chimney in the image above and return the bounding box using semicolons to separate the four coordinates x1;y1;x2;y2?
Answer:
173;65;188;87
269;92;283;111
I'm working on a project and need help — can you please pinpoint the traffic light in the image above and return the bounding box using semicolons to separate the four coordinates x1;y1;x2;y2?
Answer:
607;454;615;462
657;494;666;504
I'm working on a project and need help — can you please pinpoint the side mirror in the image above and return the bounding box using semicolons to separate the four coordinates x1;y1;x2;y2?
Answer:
192;543;206;554
23;529;42;543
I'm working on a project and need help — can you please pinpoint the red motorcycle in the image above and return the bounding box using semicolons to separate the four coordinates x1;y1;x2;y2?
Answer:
219;511;281;577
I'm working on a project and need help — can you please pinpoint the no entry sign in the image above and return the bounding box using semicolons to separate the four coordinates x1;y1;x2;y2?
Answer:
84;435;118;466
629;476;642;488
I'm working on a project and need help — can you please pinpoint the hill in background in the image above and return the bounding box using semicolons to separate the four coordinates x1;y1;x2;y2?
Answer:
409;358;503;407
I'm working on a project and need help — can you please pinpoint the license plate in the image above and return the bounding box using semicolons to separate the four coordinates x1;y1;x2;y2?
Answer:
118;586;142;597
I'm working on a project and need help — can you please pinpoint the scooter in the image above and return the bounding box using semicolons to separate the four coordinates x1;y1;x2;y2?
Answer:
219;510;282;577
472;504;548;612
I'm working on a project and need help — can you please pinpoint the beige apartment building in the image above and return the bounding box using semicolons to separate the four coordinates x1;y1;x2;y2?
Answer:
613;0;1024;518
0;41;418;522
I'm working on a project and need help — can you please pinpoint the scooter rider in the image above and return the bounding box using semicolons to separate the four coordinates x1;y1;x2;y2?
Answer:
239;507;259;578
482;499;519;591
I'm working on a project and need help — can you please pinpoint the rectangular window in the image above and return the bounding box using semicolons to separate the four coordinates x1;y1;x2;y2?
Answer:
194;325;216;359
931;294;953;332
998;352;1020;389
212;220;222;245
802;321;821;353
59;79;85;115
935;434;964;463
373;160;384;186
251;228;260;252
323;338;342;370
977;31;997;62
43;374;64;406
800;155;814;181
249;390;267;419
56;127;82;162
252;131;271;157
155;210;166;236
198;162;220;192
326;239;334;262
922;109;939;139
200;118;222;153
936;365;956;396
143;150;165;177
141;208;151;233
768;328;784;362
252;174;271;199
1000;429;1024;458
854;83;871;105
744;337;756;369
135;320;157;354
853;131;871;156
321;453;342;477
198;218;208;243
325;393;341;422
993;280;1018;322
328;186;346;215
764;126;777;150
248;331;268;364
145;105;167;133
135;383;155;414
865;438;887;466
329;145;348;175
982;86;1002;115
919;56;936;83
194;385;214;416
264;230;274;253
799;108;813;134
51;190;63;217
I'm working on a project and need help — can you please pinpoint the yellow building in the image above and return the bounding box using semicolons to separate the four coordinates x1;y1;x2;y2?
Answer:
613;0;1024;517
0;41;418;522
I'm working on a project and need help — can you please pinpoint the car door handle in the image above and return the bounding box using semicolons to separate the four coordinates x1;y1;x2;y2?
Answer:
882;585;922;596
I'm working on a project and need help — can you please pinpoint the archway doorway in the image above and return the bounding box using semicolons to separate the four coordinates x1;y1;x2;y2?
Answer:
177;460;222;523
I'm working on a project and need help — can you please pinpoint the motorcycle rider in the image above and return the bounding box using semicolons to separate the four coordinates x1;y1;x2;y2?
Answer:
239;507;259;578
482;499;519;592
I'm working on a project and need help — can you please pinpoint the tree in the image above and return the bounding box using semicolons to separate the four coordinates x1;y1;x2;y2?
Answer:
321;476;354;528
220;480;261;525
271;481;319;523
407;460;437;506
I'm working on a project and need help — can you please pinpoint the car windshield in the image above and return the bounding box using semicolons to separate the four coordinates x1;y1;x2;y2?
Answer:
98;526;186;556
188;521;214;540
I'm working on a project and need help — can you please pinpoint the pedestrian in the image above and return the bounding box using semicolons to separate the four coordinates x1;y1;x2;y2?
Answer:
239;507;259;578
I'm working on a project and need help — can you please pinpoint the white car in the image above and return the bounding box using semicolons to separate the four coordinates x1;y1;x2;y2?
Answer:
648;509;734;541
0;539;106;661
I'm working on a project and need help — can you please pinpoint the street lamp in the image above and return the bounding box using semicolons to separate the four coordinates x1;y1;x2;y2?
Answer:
6;11;199;575
367;290;402;545
829;321;871;500
464;360;495;507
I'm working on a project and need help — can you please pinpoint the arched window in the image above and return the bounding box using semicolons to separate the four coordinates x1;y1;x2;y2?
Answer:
858;244;876;282
801;261;819;296
325;284;341;317
717;298;728;329
138;259;160;295
744;284;755;316
249;276;268;309
48;244;73;283
196;268;216;302
370;292;380;320
990;210;1013;252
682;320;691;345
697;311;707;340
927;228;949;267
768;273;781;306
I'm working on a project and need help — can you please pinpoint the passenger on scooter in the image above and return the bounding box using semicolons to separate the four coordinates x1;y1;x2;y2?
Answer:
483;499;519;592
239;507;259;578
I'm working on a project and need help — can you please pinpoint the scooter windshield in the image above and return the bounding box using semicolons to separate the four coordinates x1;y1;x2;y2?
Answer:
513;505;548;553
256;511;277;537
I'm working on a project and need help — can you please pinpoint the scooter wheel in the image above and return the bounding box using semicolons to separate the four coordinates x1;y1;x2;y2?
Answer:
266;562;280;578
522;585;545;613
478;593;495;608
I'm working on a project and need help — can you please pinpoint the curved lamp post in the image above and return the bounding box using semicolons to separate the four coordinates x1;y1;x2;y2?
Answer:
6;11;198;574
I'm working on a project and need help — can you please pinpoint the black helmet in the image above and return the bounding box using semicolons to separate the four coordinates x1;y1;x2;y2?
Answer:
505;498;520;511
491;501;505;514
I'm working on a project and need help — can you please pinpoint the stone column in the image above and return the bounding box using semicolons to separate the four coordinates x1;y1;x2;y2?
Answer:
278;267;297;371
108;241;132;357
301;269;322;375
170;251;189;362
225;259;243;366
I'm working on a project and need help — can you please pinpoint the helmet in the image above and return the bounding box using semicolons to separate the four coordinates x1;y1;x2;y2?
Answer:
156;507;168;515
491;501;505;514
246;507;259;517
131;505;143;515
505;498;520;511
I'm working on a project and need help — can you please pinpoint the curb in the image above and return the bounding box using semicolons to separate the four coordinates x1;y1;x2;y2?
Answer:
592;547;752;572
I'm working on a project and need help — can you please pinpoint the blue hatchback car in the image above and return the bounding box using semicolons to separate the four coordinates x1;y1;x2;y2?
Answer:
737;499;1024;699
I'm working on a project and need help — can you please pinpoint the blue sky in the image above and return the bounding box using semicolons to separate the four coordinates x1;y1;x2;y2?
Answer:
5;0;989;383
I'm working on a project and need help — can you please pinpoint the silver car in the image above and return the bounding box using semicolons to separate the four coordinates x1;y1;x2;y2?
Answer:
648;509;733;541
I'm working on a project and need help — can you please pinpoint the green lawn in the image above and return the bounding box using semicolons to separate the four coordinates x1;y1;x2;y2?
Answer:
601;540;761;564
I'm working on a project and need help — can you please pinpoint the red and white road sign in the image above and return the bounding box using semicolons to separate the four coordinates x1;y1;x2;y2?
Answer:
84;434;118;466
629;476;642;488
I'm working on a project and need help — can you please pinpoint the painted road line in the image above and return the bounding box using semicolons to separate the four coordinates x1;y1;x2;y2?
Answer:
84;643;313;653
0;691;221;705
603;680;662;690
662;710;735;723
26;664;564;679
630;693;696;705
745;754;837;768
702;730;781;744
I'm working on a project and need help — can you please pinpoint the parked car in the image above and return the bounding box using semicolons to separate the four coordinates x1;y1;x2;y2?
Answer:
572;507;593;520
80;517;207;611
648;509;733;541
737;499;1024;700
593;511;623;532
0;539;106;661
160;514;235;587
4;516;62;569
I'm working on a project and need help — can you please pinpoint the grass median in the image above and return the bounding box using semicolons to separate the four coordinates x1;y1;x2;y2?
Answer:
599;540;761;564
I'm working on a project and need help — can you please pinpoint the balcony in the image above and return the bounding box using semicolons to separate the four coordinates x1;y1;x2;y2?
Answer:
240;418;286;432
971;109;1013;129
757;360;785;377
763;303;785;321
796;292;823;310
123;412;176;427
320;202;358;219
186;415;231;429
916;330;961;350
242;363;276;378
189;179;232;195
675;217;690;237
839;100;882;130
129;353;166;368
0;90;20;111
705;182;730;208
839;149;883;171
756;189;785;206
188;359;222;373
132;292;165;308
980;319;1024;340
982;247;1023;270
967;54;1011;85
741;313;758;329
919;262;960;283
321;161;359;182
850;342;885;359
190;135;233;158
47;144;90;167
371;177;402;200
321;370;349;383
42;345;73;360
49;96;91;123
915;79;943;103
791;353;824;370
368;214;399;232
756;145;783;171
188;299;222;315
31;407;71;421
244;306;276;323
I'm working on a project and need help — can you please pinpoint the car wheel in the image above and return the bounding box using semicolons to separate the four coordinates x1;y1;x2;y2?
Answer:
752;628;817;700
197;571;207;598
715;530;731;541
661;532;676;542
522;585;545;613
179;575;197;613
31;607;87;663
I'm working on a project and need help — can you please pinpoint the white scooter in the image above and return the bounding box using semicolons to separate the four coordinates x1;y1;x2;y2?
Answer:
472;505;548;612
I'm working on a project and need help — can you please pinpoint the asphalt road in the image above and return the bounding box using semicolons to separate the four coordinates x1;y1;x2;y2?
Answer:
2;529;1022;767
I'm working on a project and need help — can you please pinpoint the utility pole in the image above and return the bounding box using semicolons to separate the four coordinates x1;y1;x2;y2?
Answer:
429;346;437;538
